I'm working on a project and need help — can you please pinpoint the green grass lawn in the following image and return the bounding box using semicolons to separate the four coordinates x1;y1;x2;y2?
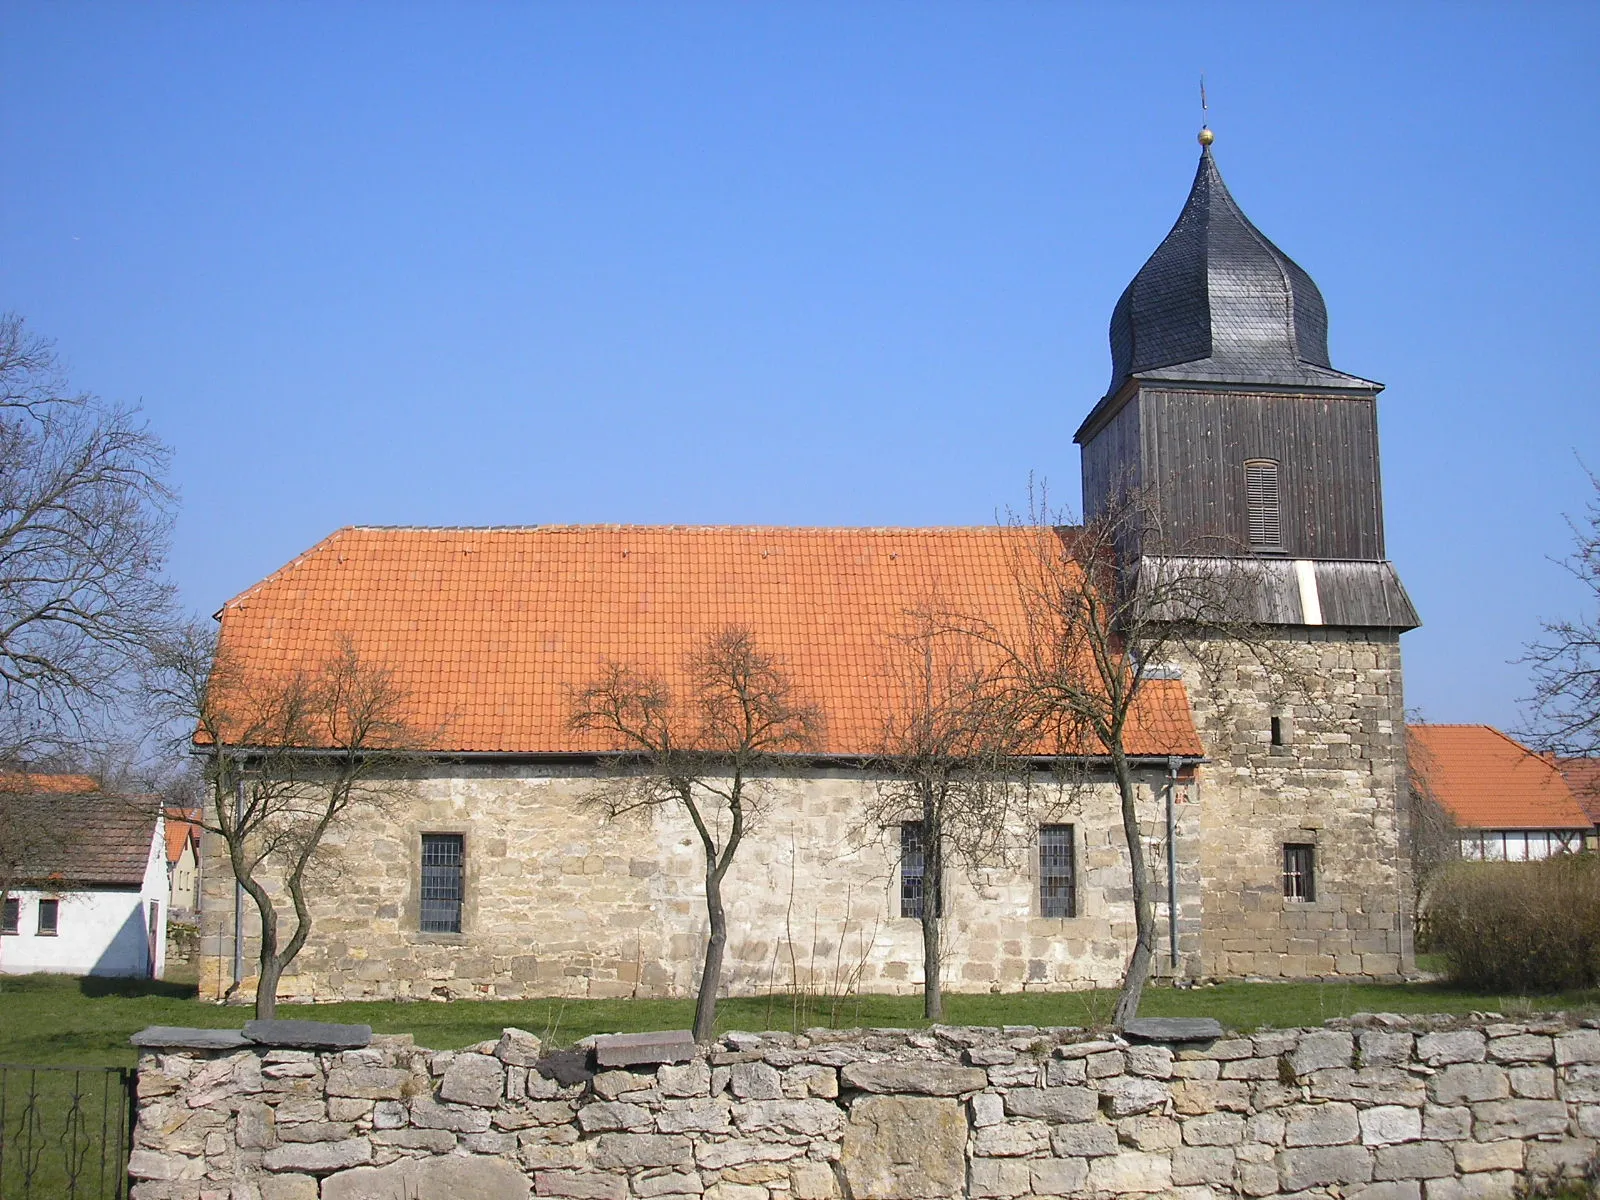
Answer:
3;973;1598;1069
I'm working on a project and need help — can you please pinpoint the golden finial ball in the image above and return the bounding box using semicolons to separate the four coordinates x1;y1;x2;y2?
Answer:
1198;126;1215;146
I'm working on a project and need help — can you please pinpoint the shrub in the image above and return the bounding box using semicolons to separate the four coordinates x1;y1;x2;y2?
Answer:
1427;853;1600;992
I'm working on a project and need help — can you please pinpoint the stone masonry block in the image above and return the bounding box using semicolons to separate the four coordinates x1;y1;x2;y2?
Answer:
1373;1141;1455;1181
1284;1103;1360;1147
1471;1098;1569;1140
1415;1031;1485;1066
1171;1145;1236;1187
1050;1123;1118;1157
1430;1063;1509;1106
589;1133;693;1171
1292;1032;1354;1075
1277;1144;1374;1191
1086;1151;1173;1195
1182;1112;1245;1146
1360;1104;1421;1146
1454;1140;1523;1173
966;1158;1030;1199
1555;1030;1600;1064
1001;1086;1097;1123
439;1054;505;1107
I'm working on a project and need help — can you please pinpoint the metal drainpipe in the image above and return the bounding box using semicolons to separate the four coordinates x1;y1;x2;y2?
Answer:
232;773;244;992
1166;756;1182;970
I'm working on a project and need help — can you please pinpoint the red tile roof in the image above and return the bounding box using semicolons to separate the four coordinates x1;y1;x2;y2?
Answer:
0;789;159;887
216;525;1202;759
163;808;199;865
1408;724;1591;831
0;773;99;794
1555;759;1600;825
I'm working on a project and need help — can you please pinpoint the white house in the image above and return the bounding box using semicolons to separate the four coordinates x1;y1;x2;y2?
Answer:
0;779;168;978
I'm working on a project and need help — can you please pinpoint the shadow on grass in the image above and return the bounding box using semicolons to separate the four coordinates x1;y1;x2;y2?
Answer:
79;976;197;1000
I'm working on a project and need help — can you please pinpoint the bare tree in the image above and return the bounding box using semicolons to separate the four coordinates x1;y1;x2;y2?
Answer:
149;622;419;1019
1403;724;1460;947
1523;469;1600;759
570;627;820;1042
0;314;176;762
955;487;1289;1028
864;614;1033;1020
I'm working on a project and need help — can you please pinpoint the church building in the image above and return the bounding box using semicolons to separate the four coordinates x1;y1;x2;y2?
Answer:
197;134;1419;1005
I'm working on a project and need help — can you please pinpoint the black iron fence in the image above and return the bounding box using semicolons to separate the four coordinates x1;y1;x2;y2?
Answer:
0;1064;134;1200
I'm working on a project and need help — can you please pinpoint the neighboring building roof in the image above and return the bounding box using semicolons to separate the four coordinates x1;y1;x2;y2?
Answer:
164;808;199;865
1555;759;1600;825
1102;144;1379;399
0;773;100;794
1408;724;1591;832
215;524;1203;760
0;789;160;888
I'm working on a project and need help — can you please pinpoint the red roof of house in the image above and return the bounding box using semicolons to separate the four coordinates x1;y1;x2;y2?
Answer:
0;773;99;794
163;809;199;865
1555;759;1600;825
215;525;1203;759
1408;724;1591;831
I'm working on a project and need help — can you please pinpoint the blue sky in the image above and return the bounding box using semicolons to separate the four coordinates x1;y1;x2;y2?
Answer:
3;3;1597;732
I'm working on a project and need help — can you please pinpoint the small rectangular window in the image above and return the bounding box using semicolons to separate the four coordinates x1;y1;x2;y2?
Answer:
1;898;17;935
37;898;59;936
900;823;940;919
1283;844;1316;902
1040;825;1077;918
420;834;465;934
1245;459;1282;549
1270;716;1285;746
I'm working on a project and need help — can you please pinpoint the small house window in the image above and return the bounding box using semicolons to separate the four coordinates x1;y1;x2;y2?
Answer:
1;898;17;935
900;823;940;919
1283;844;1316;902
1270;716;1286;746
1245;459;1282;549
37;898;59;936
1039;825;1077;918
420;834;465;934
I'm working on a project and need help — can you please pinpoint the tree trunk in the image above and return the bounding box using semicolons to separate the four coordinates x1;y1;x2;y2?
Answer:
921;798;944;1021
255;953;281;1020
694;869;726;1042
1111;750;1155;1030
239;867;281;1021
921;906;943;1020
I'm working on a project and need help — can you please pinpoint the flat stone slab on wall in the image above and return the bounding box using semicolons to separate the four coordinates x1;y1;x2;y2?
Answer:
131;1012;1600;1200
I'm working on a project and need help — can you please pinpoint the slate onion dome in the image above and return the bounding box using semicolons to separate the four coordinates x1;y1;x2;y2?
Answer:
1104;130;1374;397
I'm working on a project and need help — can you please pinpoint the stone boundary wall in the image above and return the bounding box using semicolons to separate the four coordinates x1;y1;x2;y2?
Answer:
130;1013;1600;1200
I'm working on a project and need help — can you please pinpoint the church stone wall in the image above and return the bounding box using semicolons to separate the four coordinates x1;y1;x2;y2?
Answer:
198;765;1191;1006
1176;629;1411;982
196;626;1409;1005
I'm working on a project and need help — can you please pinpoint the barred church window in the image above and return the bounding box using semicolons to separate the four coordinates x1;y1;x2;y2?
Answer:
1283;844;1316;902
36;897;59;936
420;834;465;933
1245;459;1282;549
1039;825;1077;918
1;898;16;934
900;823;940;919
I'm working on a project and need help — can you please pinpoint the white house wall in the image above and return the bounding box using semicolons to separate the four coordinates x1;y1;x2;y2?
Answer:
1;823;166;978
2;888;151;976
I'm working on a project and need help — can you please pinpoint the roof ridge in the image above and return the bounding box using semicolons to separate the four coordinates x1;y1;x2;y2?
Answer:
220;527;354;613
335;523;1018;534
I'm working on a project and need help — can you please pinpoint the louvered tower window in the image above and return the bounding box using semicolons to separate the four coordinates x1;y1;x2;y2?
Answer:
1245;459;1282;549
